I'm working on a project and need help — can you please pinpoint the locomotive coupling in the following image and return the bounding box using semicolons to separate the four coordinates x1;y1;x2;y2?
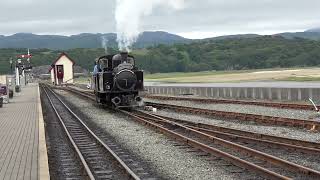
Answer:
112;96;121;106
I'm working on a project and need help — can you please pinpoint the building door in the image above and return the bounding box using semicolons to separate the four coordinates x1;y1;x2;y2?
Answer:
56;65;64;85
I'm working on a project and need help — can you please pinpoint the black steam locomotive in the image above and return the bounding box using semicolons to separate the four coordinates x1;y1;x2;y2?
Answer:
93;52;144;108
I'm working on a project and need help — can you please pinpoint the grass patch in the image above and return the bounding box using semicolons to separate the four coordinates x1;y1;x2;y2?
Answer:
74;76;91;84
145;67;320;83
278;77;320;81
41;51;53;55
145;70;251;80
132;49;149;56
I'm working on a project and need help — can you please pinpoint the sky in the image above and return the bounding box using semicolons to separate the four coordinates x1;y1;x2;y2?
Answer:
0;0;319;39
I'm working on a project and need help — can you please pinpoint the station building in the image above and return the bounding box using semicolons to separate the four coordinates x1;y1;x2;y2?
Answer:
50;52;75;85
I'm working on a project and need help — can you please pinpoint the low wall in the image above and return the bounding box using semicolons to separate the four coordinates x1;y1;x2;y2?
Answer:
145;86;320;101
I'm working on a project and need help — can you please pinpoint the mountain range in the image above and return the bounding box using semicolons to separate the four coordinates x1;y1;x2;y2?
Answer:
0;28;320;49
0;31;190;49
306;28;320;33
277;28;320;40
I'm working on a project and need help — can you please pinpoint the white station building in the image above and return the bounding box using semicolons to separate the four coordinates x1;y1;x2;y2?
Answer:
49;52;75;85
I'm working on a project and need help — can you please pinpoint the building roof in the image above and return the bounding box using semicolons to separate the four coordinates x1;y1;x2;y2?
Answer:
49;52;75;71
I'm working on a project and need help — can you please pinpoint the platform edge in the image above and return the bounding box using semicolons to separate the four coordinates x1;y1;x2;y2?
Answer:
38;84;50;180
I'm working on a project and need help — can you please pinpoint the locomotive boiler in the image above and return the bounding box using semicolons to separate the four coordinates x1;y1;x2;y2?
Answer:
92;52;144;108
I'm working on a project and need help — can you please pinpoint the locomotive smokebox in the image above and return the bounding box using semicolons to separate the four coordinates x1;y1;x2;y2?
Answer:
120;51;128;61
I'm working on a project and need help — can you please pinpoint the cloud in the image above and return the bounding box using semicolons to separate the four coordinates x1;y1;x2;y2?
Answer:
115;0;186;51
0;0;319;38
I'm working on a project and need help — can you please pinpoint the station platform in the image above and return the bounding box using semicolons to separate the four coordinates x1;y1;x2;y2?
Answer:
0;83;49;180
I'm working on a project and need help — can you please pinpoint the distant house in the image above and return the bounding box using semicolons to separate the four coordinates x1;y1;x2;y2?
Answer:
49;52;75;85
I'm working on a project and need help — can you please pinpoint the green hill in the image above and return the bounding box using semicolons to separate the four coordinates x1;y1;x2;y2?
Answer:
278;32;320;41
0;31;190;49
1;36;320;75
135;36;320;73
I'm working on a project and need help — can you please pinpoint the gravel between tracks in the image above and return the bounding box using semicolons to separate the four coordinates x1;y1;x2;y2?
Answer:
144;98;318;120
54;90;250;180
150;109;320;143
143;108;320;171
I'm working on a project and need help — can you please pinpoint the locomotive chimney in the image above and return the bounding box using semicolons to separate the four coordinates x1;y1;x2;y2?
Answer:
120;51;128;61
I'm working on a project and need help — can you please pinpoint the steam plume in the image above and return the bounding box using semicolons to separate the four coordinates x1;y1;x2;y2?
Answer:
115;0;185;52
101;36;109;54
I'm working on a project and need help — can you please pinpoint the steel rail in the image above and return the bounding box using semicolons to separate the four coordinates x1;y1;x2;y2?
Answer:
60;86;320;151
61;86;319;130
145;95;316;110
130;110;320;179
44;85;141;180
120;110;290;180
134;112;320;154
146;102;320;130
42;85;96;180
61;87;96;101
55;85;320;179
148;113;320;151
60;86;320;148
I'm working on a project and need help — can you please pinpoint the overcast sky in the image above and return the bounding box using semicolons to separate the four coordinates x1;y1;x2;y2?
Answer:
0;0;319;39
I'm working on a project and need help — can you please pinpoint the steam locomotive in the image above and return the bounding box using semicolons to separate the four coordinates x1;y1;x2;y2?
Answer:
92;52;144;108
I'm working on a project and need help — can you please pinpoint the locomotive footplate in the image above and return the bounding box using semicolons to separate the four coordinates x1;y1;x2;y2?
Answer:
112;94;143;108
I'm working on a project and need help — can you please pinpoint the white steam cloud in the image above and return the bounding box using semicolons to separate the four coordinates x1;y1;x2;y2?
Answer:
101;36;108;54
115;0;186;52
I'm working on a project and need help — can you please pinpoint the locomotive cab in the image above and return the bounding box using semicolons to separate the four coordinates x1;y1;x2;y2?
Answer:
93;52;144;108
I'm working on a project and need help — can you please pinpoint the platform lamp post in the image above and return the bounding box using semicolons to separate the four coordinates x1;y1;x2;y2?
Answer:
14;59;23;92
9;58;13;89
9;58;13;75
8;58;14;97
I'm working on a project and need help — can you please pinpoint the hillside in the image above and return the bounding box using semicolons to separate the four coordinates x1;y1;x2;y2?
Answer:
276;28;320;40
1;30;320;51
0;31;190;49
1;36;320;75
202;34;261;41
136;36;320;73
278;32;320;41
306;28;320;33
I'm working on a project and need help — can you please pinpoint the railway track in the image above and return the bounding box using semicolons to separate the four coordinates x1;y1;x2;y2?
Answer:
123;110;320;179
145;95;316;111
63;86;320;130
145;102;320;131
134;113;320;154
59;86;320;149
62;86;96;100
41;89;90;179
41;85;147;180
57;86;320;179
68;85;317;111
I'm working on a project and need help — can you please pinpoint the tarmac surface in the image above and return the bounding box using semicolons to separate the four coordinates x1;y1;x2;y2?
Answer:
0;83;49;180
